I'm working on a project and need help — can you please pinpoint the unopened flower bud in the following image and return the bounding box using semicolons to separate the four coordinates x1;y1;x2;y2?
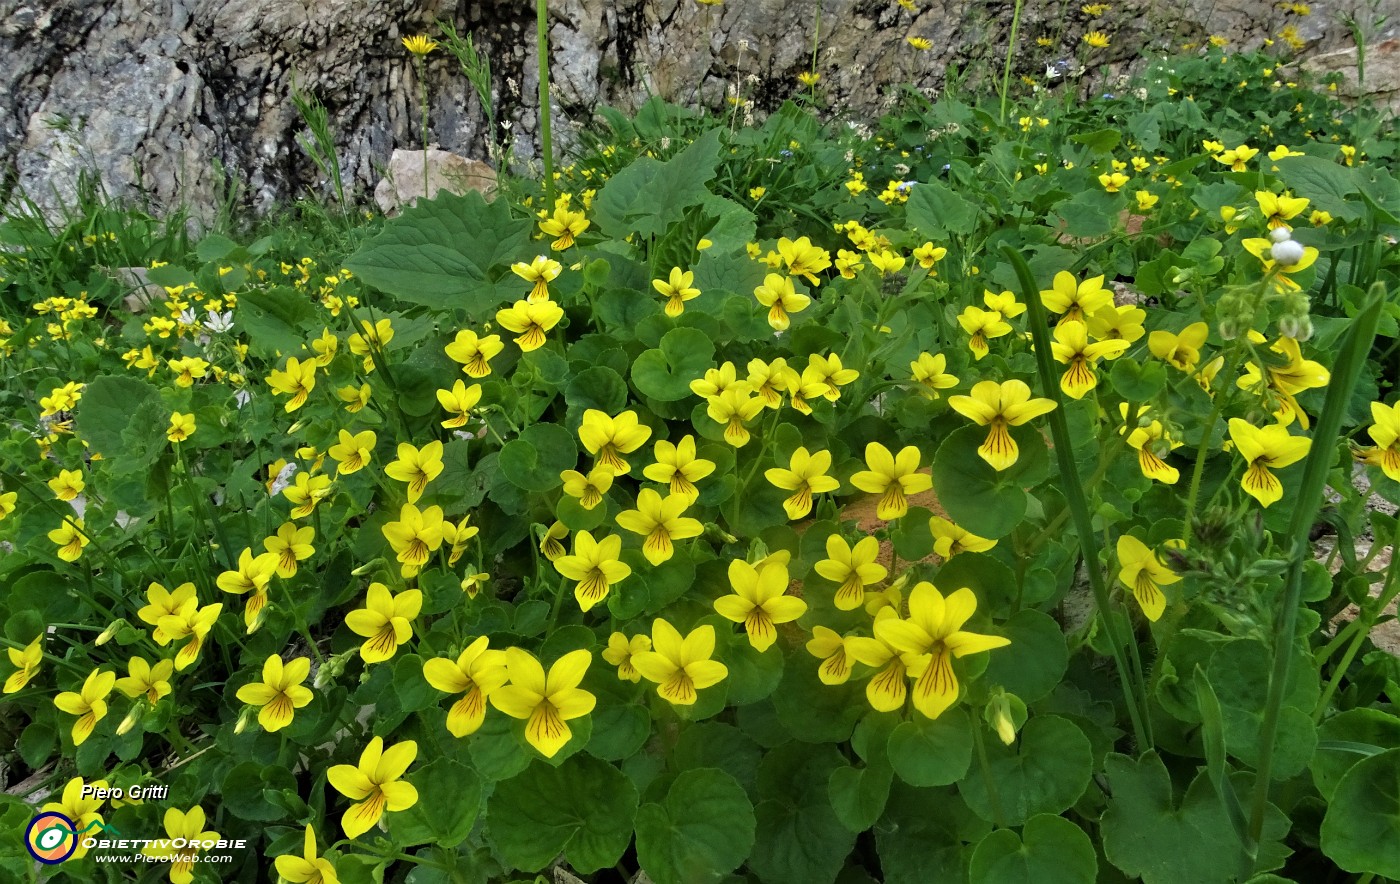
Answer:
984;691;1026;746
116;705;143;736
1277;315;1301;339
234;705;256;735
1217;318;1239;341
96;619;126;646
352;557;385;576
1270;239;1305;266
314;650;353;689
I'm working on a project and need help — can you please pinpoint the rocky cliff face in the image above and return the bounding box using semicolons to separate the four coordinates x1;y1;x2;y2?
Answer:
0;0;1365;220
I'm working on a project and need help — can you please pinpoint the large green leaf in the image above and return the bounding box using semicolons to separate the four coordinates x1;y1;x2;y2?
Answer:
969;813;1097;884
887;707;973;787
235;287;320;358
386;757;482;849
75;375;160;457
343;189;532;315
958;715;1091;825
636;767;756;884
631;327;716;402
749;743;856;884
1320;747;1400;878
1273;155;1363;221
497;423;577;492
982;610;1068;703
486;756;637;873
593;129;723;241
933;426;1047;538
907;179;979;237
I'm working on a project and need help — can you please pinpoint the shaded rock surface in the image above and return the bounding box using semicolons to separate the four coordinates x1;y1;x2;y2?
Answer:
0;0;1378;220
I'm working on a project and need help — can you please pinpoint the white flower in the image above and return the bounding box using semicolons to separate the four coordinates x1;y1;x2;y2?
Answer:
204;310;234;333
178;308;198;326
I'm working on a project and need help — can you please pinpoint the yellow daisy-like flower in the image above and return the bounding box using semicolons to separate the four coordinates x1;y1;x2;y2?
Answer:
402;35;438;56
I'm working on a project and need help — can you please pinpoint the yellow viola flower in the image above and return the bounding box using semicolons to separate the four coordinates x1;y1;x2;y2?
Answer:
1135;191;1160;211
337;383;372;413
157;600;222;671
329;737;419;839
423;637;509;737
41;777;108;859
874;582;1010;719
347;319;394;372
777;235;832;285
715;558;807;652
1040;271;1114;325
217;547;278;632
1086;303;1146;347
1098;171;1130;192
814;534;887;610
166;355;209;388
850;442;933;520
1358;401;1400;482
1123;419;1183;484
847;617;918;712
1148;321;1210;371
787;370;832;416
913;242;948;271
0;489;16;522
1255;190;1309;229
512;254;563;302
48;517;89;562
48;468;85;501
948;380;1058;471
653;267;701;317
384;441;445;502
264;522;315;578
114;656;174;704
805;353;859;401
615;488;703;566
437;379;483;428
1310;209;1333;226
1116;535;1181;621
539;205;590;250
555;530;632;611
602;632;652;682
346;583;423;664
274;825;339;884
910;352;959;400
441;515;478;566
835;248;864;278
579;409;652;474
1228;419;1311;507
235;655;313;732
632;619;728;705
402;34;438;56
1269;144;1305;161
765;447;841;520
166;411;196;444
1051;320;1129;398
868;250;907;276
689;361;749;399
445;329;505;378
561;465;615;510
754;272;811;331
496;298;564;351
929;517;996;557
328;429;376;475
4;634;43;694
382;503;445;577
1214;144;1259;171
643;435;715;502
490;648;595;757
310;328;338;366
266;356;317;411
1237;337;1329;429
806;626;856;685
461;570;490;599
284;472;333;519
706;387;766;447
141;806;221;883
957;306;1012;361
983;289;1026;318
54;668;115;745
747;358;795;409
539;521;568;561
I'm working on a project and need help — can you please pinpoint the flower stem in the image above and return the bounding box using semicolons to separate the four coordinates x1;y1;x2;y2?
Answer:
536;0;555;205
999;0;1026;125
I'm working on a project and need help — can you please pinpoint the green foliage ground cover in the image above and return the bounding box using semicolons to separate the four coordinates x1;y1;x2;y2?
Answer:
0;31;1399;884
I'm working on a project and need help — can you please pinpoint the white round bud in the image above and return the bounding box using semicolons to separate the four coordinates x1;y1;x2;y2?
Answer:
1271;239;1306;266
1269;226;1292;243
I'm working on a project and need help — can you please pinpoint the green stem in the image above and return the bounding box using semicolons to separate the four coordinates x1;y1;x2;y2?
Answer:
418;57;431;200
972;723;1006;827
1314;514;1400;721
1247;282;1384;857
1001;244;1152;749
536;0;555;204
999;0;1027;125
